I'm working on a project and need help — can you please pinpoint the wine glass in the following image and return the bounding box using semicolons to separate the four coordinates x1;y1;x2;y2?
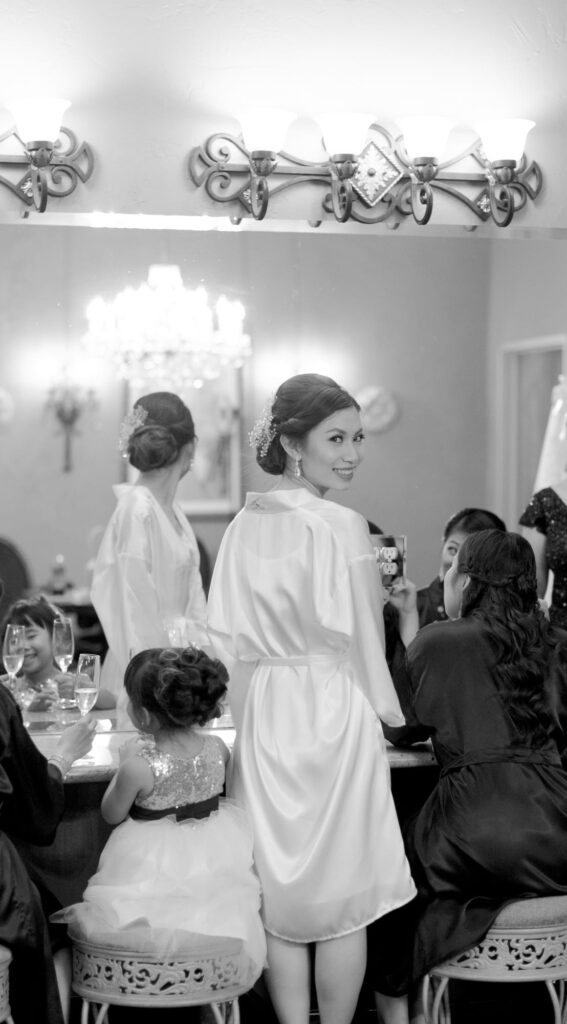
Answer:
2;624;26;693
52;617;75;710
74;654;100;716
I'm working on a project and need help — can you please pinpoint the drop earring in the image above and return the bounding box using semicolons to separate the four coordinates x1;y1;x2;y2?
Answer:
294;455;302;478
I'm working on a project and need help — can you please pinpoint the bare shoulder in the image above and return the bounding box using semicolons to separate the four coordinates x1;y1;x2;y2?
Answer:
207;733;230;763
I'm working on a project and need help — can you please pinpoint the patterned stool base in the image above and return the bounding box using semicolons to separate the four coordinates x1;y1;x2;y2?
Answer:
0;947;13;1024
422;896;567;1024
72;936;249;1023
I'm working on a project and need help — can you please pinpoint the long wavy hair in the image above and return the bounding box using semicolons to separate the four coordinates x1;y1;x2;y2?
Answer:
457;530;567;746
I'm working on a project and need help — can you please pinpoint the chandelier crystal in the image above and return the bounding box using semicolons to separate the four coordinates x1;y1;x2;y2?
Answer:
83;265;251;388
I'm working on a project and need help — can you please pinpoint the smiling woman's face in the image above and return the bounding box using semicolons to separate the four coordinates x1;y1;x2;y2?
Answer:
295;406;365;496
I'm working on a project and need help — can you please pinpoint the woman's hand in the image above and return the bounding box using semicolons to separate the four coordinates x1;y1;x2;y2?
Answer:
386;577;418;615
56;717;97;764
54;672;76;702
386;578;420;649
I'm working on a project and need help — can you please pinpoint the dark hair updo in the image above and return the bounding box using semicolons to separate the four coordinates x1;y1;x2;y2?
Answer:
443;507;507;540
253;373;360;476
457;530;538;618
127;392;196;472
124;646;228;728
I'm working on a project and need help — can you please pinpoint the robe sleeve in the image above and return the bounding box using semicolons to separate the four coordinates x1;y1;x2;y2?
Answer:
91;504;170;676
0;689;64;844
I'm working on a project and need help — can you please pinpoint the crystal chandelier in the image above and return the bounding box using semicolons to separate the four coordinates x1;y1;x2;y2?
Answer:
83;265;251;388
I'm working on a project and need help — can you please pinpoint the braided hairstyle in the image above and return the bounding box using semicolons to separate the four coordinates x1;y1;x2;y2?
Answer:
124;646;228;728
457;529;566;745
253;373;360;476
127;392;196;471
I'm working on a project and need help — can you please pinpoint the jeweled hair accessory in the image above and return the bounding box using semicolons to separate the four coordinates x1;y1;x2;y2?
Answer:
248;396;276;458
118;405;149;456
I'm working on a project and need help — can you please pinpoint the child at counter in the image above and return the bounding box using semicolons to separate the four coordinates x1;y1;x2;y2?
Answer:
54;646;266;986
0;595;114;711
0;596;75;710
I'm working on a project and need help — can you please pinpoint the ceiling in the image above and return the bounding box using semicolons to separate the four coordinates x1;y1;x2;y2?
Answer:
0;0;566;234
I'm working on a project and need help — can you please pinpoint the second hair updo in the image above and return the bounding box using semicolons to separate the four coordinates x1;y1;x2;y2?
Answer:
125;646;228;728
127;392;196;472
252;373;360;476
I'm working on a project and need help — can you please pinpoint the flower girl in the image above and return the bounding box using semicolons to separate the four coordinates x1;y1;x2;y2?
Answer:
56;646;266;984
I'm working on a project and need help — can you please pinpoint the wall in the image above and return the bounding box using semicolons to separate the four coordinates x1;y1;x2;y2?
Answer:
0;225;490;589
486;238;567;522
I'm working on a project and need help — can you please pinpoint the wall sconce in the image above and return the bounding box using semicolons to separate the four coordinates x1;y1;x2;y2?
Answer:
47;379;97;473
0;97;94;212
189;113;542;228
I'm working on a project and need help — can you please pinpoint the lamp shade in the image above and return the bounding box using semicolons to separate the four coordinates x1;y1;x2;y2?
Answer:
4;97;70;143
237;109;295;153
396;116;454;161
317;112;373;156
475;118;535;164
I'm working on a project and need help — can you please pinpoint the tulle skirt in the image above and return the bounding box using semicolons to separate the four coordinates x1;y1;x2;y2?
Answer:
54;799;266;986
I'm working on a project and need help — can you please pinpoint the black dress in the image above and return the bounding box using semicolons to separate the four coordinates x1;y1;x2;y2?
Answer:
0;684;66;1024
369;615;567;995
519;486;567;629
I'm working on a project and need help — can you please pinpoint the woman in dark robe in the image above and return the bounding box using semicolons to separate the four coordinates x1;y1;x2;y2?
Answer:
369;529;567;1007
0;669;94;1022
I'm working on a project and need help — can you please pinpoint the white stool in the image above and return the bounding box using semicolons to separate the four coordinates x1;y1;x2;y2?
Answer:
0;947;14;1024
422;894;567;1024
71;933;252;1022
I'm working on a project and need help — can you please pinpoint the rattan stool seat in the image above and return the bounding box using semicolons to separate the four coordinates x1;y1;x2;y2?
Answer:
422;895;567;1024
72;932;251;1023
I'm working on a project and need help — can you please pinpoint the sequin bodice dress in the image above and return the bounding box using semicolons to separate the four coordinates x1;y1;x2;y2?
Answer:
57;734;266;983
135;736;224;811
519;487;567;628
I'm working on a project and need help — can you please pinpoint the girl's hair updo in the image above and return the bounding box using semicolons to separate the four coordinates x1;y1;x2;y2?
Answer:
251;373;360;475
124;646;228;728
125;392;196;472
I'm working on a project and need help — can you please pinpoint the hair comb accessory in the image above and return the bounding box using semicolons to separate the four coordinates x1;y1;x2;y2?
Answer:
118;405;149;457
248;396;276;458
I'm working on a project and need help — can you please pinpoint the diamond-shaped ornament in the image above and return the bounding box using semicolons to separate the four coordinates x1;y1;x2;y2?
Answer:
352;141;403;207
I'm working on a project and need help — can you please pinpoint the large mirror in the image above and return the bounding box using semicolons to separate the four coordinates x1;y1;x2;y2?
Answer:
1;224;565;597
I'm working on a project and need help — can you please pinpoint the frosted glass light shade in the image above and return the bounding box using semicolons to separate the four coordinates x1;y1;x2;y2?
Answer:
396;116;454;160
238;109;295;153
317;112;373;155
475;118;535;164
4;97;70;143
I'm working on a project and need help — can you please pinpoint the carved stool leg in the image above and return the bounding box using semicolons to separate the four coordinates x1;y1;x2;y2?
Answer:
422;975;451;1024
209;999;240;1023
80;1000;110;1024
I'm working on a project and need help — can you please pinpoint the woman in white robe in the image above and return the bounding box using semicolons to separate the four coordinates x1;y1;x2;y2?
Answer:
91;392;207;714
207;374;416;1024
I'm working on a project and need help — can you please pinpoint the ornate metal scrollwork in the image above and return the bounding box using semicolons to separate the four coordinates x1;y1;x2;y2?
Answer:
0;126;94;212
189;121;543;228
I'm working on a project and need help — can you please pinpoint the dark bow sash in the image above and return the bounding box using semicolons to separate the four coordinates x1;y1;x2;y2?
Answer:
130;794;219;822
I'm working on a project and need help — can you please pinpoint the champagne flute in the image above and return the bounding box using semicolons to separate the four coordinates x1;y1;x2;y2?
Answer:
2;624;26;693
74;654;100;716
52;617;75;710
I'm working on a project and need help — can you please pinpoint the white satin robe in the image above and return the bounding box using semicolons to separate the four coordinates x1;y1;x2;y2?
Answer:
207;488;416;943
91;485;208;708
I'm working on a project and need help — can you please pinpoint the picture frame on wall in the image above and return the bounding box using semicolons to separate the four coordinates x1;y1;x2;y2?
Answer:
126;367;243;515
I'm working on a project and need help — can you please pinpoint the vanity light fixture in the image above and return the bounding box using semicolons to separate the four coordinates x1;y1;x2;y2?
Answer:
0;97;94;212
189;112;542;228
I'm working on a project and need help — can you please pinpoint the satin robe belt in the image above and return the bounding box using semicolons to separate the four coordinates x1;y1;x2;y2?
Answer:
256;654;348;666
129;795;219;822
440;746;562;777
